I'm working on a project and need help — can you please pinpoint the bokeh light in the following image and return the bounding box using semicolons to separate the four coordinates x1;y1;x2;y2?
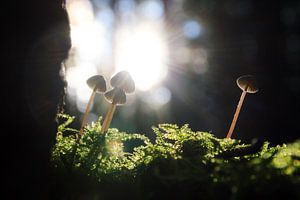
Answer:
71;22;109;62
64;0;208;129
95;7;115;29
106;140;124;157
115;23;168;91
183;19;202;39
138;0;164;20
115;0;136;16
66;63;97;91
141;87;171;107
67;0;94;26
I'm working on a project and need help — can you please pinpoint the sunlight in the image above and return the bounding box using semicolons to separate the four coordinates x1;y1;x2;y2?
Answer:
67;0;94;26
71;22;108;62
65;0;169;107
115;23;168;91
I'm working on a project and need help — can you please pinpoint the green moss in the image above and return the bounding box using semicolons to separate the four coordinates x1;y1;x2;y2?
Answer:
51;114;300;199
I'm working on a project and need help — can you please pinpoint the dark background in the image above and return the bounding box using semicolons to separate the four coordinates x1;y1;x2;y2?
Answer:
170;0;300;144
6;0;300;198
127;0;300;145
7;0;71;198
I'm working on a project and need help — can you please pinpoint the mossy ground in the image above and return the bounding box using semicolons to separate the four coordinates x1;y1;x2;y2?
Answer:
51;114;300;199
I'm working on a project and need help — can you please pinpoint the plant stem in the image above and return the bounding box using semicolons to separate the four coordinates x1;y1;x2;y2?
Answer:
79;89;96;136
101;104;117;133
226;90;247;139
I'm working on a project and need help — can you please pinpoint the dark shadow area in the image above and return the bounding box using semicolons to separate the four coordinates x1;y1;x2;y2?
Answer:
6;0;70;198
171;0;300;145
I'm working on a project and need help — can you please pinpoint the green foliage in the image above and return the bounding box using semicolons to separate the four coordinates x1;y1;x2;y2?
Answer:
51;114;300;199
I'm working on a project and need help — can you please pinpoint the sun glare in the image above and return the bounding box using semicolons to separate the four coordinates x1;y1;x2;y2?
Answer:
65;0;170;112
66;0;168;93
115;24;168;91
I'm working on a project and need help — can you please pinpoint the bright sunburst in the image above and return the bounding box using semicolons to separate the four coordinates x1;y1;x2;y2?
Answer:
66;0;168;93
115;23;168;91
65;0;205;113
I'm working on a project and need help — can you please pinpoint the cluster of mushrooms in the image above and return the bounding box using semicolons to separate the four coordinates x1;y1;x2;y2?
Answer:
79;71;135;136
78;71;258;139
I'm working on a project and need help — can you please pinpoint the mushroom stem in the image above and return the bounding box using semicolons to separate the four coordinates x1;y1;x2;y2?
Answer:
79;89;96;136
101;103;117;133
226;89;247;139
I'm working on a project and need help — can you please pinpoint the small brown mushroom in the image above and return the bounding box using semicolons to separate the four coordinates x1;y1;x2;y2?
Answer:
100;88;126;133
104;87;127;105
101;71;135;133
79;75;106;136
226;75;258;139
110;70;135;93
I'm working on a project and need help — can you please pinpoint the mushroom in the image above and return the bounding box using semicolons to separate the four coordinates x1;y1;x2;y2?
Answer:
110;71;135;93
101;71;135;133
226;75;258;139
79;75;106;136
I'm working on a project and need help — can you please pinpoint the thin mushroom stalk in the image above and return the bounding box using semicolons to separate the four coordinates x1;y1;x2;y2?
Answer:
226;75;258;139
79;75;106;136
79;88;96;136
101;87;126;133
101;103;117;133
226;87;247;139
101;71;135;133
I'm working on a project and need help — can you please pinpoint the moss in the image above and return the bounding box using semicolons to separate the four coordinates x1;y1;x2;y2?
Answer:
51;114;300;199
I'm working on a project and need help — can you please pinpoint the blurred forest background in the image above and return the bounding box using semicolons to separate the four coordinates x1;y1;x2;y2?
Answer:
62;0;300;145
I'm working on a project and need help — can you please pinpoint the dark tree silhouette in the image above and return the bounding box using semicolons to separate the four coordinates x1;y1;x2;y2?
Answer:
6;0;70;198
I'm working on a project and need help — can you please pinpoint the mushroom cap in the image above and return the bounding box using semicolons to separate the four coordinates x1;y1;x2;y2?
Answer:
110;71;135;93
87;75;107;93
236;75;259;93
104;88;126;105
